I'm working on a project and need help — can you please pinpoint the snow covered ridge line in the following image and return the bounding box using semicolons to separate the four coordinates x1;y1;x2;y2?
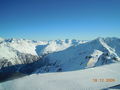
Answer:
0;37;120;85
0;37;86;68
0;62;120;90
36;37;120;73
0;37;120;73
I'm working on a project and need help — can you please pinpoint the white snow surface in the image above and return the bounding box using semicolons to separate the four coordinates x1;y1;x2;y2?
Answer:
0;62;120;90
1;37;120;69
99;38;119;58
39;37;120;72
0;45;18;64
0;37;4;42
0;38;84;57
0;38;85;65
36;39;82;56
87;50;103;68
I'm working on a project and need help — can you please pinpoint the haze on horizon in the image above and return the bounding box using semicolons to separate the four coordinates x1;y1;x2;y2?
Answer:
0;0;120;40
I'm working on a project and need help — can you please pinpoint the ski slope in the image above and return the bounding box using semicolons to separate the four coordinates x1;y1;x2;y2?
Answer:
0;62;120;90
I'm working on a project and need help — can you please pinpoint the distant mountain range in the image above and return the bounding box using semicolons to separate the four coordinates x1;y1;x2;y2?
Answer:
0;37;120;81
0;37;86;68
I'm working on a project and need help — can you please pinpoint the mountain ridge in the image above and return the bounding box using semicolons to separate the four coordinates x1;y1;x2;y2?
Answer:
0;37;86;68
0;37;120;82
0;37;120;73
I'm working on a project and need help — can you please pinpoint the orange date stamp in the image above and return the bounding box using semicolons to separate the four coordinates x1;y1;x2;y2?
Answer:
92;78;116;82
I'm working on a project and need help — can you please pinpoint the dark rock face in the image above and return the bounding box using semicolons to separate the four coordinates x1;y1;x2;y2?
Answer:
0;58;12;68
16;52;39;64
0;52;39;69
0;54;48;82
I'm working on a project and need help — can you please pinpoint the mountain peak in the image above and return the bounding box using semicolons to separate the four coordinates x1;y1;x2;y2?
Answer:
0;37;4;41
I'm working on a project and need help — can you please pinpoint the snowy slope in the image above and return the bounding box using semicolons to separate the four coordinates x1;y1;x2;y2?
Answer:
0;45;18;64
1;37;120;73
35;37;120;73
1;38;48;56
0;38;84;68
87;50;103;68
0;38;84;56
37;39;84;56
0;62;120;90
0;37;4;42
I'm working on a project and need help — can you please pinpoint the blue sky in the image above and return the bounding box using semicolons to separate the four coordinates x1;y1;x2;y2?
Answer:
0;0;120;40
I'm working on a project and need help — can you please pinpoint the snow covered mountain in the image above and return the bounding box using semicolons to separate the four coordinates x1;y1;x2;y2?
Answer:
0;62;120;90
0;37;85;68
0;37;120;73
34;37;120;73
0;37;120;84
0;37;4;42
